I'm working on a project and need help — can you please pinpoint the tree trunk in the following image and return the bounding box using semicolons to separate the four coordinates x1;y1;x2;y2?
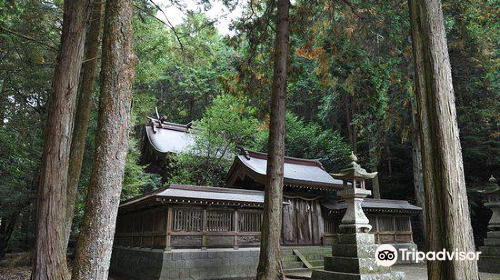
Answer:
411;104;426;242
256;0;290;279
31;0;92;279
65;0;105;248
71;0;135;278
0;78;7;125
408;0;479;279
0;213;18;259
371;167;381;199
368;133;381;199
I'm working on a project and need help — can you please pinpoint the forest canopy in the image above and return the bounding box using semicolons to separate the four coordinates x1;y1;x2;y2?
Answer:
0;0;498;260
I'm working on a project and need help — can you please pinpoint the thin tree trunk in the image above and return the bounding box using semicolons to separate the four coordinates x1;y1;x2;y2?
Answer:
31;0;92;279
71;0;135;278
408;0;479;279
65;0;105;248
256;0;290;279
368;132;381;199
371;167;381;199
411;104;426;242
0;213;18;259
0;78;7;125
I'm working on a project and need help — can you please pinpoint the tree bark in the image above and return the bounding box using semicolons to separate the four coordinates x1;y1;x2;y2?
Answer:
256;0;290;279
0;78;7;125
71;0;135;278
65;0;105;248
411;104;426;242
0;213;18;259
408;0;479;279
31;1;92;279
371;167;381;199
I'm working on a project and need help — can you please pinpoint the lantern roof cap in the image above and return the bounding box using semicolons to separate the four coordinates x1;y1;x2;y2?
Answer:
477;175;500;194
330;152;378;180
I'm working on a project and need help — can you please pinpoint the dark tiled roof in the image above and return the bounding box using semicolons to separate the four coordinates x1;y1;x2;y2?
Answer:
226;150;344;190
120;184;265;208
322;198;422;214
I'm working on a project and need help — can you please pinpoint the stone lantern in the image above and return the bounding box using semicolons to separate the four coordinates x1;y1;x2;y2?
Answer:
330;152;377;235
478;175;500;273
311;152;403;280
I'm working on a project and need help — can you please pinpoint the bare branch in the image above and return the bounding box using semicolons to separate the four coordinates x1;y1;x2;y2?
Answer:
147;0;185;50
0;25;58;52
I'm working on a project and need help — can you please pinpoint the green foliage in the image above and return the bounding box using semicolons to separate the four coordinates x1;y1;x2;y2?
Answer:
169;94;261;186
254;113;351;172
122;139;162;200
133;11;237;123
0;0;497;255
0;127;40;218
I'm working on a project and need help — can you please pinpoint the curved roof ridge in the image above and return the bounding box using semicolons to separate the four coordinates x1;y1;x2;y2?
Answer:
243;149;324;168
169;184;264;195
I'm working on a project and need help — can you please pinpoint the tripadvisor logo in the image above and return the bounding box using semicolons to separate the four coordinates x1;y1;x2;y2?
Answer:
375;244;482;267
375;244;398;267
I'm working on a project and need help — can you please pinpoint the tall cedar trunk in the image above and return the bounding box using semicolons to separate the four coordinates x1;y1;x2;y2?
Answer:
411;105;426;242
71;0;135;278
65;0;105;248
256;0;289;279
31;1;92;279
408;0;479;279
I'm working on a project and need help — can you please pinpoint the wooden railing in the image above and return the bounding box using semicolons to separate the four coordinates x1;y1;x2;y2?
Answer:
115;206;262;249
115;206;414;249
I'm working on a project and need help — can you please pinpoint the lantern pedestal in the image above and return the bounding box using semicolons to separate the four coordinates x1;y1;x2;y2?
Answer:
311;184;403;280
478;201;500;273
477;176;500;273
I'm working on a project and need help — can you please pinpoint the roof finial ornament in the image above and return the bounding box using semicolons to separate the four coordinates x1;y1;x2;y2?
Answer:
489;175;497;184
350;151;358;163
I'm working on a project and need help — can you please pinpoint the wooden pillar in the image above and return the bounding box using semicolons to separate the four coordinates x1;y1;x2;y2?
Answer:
202;209;207;250
408;216;413;242
140;212;144;247
392;216;397;243
165;206;172;250
234;209;239;249
375;215;380;243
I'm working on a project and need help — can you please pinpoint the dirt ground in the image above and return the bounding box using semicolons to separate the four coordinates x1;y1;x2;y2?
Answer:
1;264;499;280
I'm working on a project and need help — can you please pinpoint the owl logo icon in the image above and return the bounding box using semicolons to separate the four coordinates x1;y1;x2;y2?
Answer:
375;244;398;267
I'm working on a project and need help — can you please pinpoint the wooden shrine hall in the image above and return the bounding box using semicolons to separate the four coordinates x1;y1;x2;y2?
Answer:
115;119;421;249
109;119;421;280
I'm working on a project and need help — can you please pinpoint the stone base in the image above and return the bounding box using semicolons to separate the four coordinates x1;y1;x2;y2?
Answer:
478;232;500;274
110;246;259;280
478;256;500;273
311;269;404;280
311;233;405;280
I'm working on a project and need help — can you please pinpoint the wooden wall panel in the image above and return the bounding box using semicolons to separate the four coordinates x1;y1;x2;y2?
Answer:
282;201;296;244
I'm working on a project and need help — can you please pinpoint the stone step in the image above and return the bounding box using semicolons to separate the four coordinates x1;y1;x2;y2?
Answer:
281;254;299;262
283;267;312;277
478;256;500;273
484;238;500;246
283;261;304;269
311;270;404;280
324;256;390;274
308;260;324;267
487;231;500;239
480;245;500;256
302;253;329;260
